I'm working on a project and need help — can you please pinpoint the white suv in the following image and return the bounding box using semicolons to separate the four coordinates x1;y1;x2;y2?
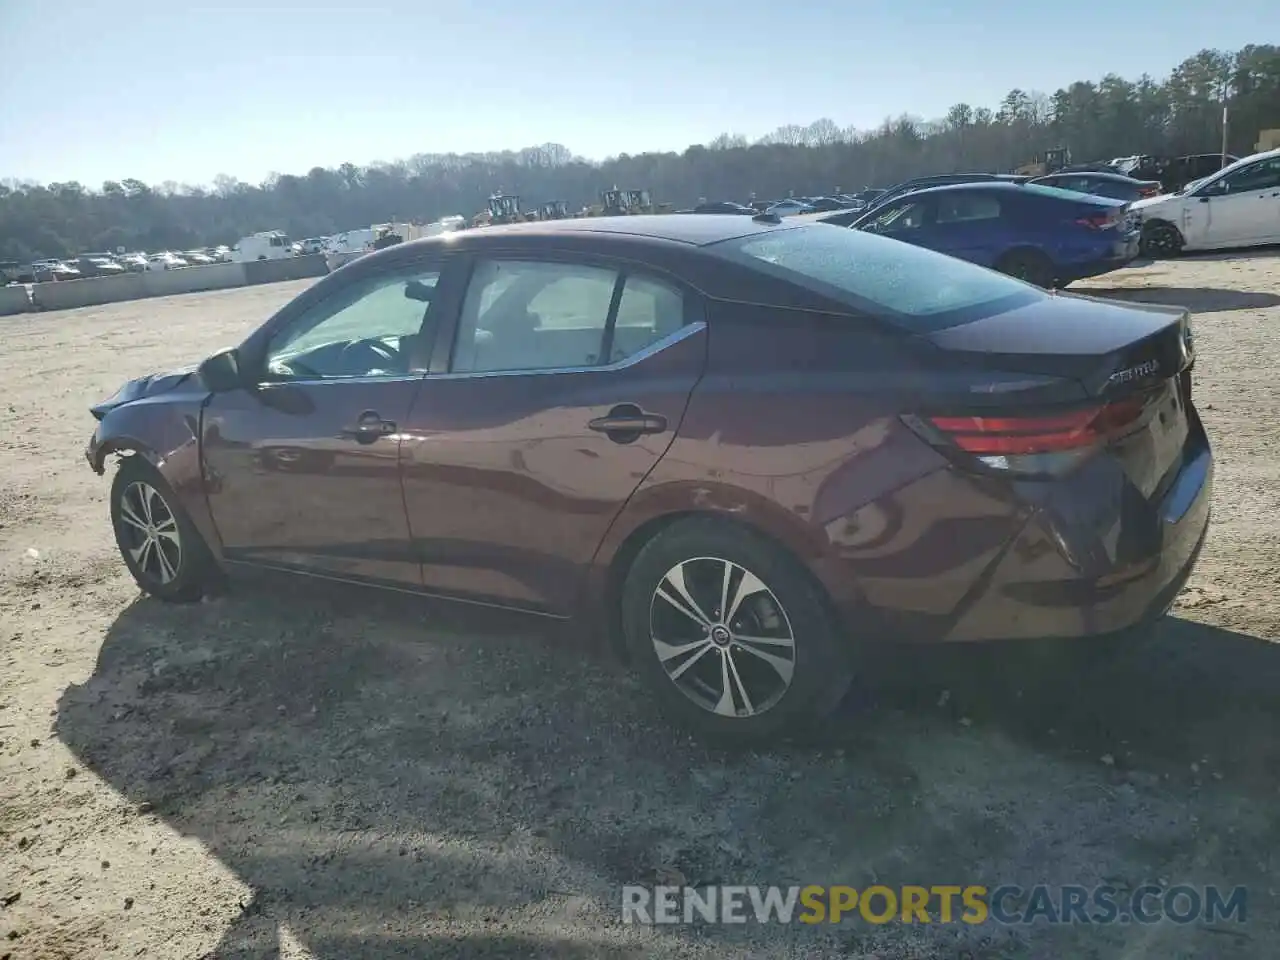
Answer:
1131;148;1280;256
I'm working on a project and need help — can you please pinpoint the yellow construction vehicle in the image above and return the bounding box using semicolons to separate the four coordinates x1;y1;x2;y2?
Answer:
472;193;533;227
624;189;652;212
596;188;629;216
538;200;570;220
588;187;670;216
1014;147;1071;177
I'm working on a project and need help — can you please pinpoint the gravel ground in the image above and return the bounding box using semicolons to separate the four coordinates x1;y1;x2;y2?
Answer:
1;253;1278;959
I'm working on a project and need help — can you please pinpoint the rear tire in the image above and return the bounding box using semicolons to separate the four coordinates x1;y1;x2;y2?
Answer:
1141;220;1184;259
110;457;214;602
620;518;854;742
996;249;1055;288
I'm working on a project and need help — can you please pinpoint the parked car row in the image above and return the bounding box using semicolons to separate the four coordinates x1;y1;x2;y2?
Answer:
789;146;1280;287
1110;153;1241;194
1;246;236;284
810;180;1140;288
679;192;879;218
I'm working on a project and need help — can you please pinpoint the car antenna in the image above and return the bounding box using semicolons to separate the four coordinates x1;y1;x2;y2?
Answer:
752;211;782;224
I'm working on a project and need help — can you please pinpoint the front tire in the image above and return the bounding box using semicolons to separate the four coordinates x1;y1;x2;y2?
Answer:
1141;220;1184;258
110;457;213;602
620;518;853;742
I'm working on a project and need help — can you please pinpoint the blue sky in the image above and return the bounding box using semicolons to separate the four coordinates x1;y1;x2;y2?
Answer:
0;1;1272;187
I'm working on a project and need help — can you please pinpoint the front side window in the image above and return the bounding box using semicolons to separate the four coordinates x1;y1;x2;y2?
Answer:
451;260;687;373
714;224;1040;332
864;199;929;233
265;267;441;380
1216;158;1280;195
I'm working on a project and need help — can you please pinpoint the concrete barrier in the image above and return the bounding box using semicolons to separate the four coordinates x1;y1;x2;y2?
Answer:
242;254;329;286
22;255;327;313
31;273;147;311
0;285;33;316
141;262;248;297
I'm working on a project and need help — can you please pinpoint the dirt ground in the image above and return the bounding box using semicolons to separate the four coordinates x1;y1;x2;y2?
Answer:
1;252;1278;959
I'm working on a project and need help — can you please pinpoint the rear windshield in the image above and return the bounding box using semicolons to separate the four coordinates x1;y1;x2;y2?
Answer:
711;224;1040;332
1021;183;1121;205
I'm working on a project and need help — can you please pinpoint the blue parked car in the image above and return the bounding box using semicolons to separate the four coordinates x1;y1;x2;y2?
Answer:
826;182;1141;288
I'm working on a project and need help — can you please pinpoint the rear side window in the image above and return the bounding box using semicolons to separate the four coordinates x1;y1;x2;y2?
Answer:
451;259;687;373
936;192;1001;223
713;224;1039;332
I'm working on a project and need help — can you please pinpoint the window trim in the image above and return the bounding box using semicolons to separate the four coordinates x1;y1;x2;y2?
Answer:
439;252;700;379
240;256;452;386
431;321;706;382
863;196;935;233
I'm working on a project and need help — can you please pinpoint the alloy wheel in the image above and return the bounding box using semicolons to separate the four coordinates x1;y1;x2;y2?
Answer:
117;481;182;585
648;557;796;718
1145;224;1181;257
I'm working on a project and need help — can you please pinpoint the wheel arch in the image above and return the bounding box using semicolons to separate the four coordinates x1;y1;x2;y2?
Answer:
1139;218;1185;257
90;402;223;561
88;435;160;475
589;487;843;662
1141;216;1184;239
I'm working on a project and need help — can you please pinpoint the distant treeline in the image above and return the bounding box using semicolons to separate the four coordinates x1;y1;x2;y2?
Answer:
1;45;1277;261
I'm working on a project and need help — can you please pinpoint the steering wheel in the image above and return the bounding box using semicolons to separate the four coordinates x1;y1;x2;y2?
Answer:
268;356;323;379
339;337;403;374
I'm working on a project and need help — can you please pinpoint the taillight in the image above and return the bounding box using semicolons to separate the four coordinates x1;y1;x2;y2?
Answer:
1138;185;1160;198
1074;212;1118;230
903;397;1147;476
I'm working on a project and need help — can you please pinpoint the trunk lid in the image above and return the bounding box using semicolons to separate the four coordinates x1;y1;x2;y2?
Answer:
923;291;1195;495
923;290;1192;396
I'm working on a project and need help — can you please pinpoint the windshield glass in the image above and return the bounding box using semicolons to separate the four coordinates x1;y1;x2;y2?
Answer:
712;224;1040;332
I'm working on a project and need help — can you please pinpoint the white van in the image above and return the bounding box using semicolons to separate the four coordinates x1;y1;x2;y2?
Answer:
232;231;293;262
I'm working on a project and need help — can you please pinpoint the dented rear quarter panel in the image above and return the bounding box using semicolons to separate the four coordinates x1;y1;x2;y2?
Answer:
583;300;1027;644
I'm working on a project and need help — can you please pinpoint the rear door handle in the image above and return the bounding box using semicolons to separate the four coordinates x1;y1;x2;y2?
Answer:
340;410;396;444
588;404;668;442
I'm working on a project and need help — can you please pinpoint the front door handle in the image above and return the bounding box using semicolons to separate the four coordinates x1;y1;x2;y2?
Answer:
588;404;668;443
340;410;396;444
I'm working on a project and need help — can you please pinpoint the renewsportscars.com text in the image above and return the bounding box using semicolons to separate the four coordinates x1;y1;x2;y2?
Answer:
621;884;1247;926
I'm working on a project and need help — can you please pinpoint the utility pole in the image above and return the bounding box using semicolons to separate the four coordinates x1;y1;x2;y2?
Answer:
1219;74;1231;169
1221;103;1230;168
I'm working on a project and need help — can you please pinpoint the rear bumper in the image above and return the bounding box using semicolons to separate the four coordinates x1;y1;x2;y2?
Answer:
1057;231;1142;284
821;425;1213;645
942;443;1212;642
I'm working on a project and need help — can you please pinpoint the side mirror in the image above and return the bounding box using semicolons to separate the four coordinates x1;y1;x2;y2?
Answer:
198;347;244;393
404;279;435;302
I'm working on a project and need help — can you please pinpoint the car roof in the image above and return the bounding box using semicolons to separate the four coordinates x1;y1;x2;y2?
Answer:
897;173;1023;185
882;181;1032;198
1038;170;1150;184
398;213;784;249
1217;147;1280;172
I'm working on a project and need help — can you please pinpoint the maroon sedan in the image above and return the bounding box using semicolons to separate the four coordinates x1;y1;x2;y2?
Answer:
86;214;1211;740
